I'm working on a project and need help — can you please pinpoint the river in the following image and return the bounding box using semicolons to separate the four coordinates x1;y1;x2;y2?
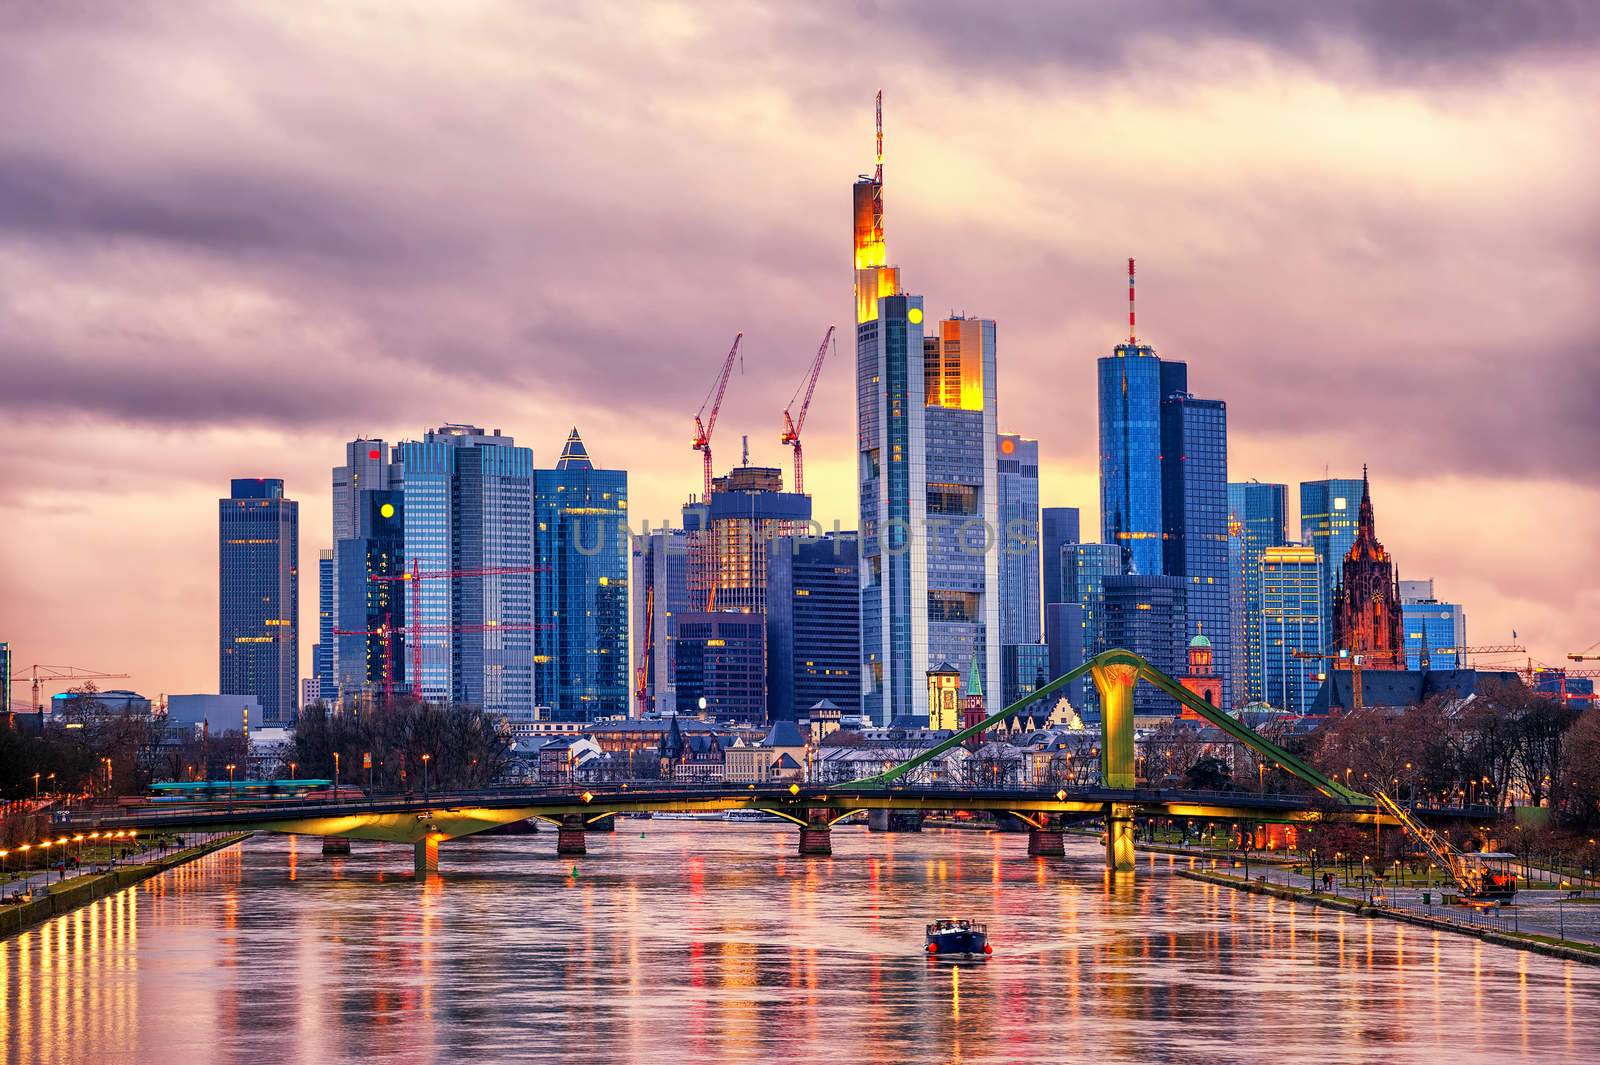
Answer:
4;824;1598;1064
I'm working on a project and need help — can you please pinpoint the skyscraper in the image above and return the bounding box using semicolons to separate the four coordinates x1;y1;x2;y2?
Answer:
631;528;691;716
313;548;334;701
332;439;399;689
675;612;766;722
1399;583;1467;670
853;102;999;723
685;465;810;616
335;489;405;700
767;532;861;721
219;478;298;725
1101;574;1186;717
1299;476;1364;650
1040;506;1081;610
1228;481;1289;705
1098;343;1164;577
1330;469;1403;667
1260;545;1323;713
394;425;535;718
1064;541;1125;714
535;428;629;721
997;433;1041;644
1161;380;1231;706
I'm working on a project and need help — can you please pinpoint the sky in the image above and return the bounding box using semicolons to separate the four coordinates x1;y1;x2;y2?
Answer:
1;1;1597;706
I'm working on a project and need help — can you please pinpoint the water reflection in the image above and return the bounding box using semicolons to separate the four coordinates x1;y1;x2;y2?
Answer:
3;826;1600;1064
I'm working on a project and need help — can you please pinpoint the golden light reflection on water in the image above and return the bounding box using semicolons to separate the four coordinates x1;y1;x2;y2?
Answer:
3;829;1600;1064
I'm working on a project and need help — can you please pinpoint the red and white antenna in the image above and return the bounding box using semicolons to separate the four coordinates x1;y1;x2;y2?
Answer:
1128;257;1136;344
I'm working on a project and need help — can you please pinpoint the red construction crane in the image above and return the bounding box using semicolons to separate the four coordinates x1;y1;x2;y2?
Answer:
368;560;545;699
780;326;836;495
7;664;131;714
634;584;654;715
692;332;743;499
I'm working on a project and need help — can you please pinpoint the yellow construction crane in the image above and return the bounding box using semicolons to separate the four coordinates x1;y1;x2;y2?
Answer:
1290;649;1398;712
1373;790;1516;902
1433;644;1524;665
1568;639;1600;663
7;664;131;714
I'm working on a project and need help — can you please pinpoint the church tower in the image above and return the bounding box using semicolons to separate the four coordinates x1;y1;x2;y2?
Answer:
1331;467;1403;668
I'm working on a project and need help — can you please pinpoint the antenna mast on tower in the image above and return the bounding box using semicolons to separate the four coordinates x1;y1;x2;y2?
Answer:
873;89;884;237
1128;257;1137;344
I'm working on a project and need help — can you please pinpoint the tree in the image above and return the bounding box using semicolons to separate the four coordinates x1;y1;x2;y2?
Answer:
289;699;510;793
1184;756;1232;792
1560;706;1600;830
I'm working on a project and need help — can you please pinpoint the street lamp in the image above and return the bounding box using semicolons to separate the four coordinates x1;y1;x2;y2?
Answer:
32;773;40;799
226;763;236;812
333;752;342;802
288;760;297;781
421;753;432;801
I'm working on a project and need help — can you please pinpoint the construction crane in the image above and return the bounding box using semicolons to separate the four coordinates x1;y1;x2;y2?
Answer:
1432;644;1524;669
1568;639;1600;663
634;584;654;715
368;561;545;699
8;665;131;714
692;332;743;499
780;326;836;495
1373;790;1516;902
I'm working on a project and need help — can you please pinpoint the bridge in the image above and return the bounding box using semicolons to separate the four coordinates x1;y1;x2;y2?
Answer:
86;650;1456;877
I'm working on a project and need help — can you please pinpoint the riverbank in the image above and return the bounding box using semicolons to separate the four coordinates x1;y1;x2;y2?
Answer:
0;833;249;940
1179;868;1600;967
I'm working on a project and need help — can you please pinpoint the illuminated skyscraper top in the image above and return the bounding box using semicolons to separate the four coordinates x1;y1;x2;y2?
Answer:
853;90;901;324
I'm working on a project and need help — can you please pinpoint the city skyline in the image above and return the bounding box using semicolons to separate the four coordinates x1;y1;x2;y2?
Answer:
2;5;1597;701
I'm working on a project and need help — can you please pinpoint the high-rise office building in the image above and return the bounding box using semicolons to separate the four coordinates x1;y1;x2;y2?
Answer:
219;478;298;725
1161;381;1231;706
335;489;406;699
1100;574;1186;717
0;643;11;714
534;429;629;721
1299;476;1365;650
853;106;999;724
1400;590;1467;670
1001;643;1051;708
1259;545;1323;713
394;425;535;718
1227;482;1289;705
1043;602;1086;694
631;528;692;716
674;612;766;722
313;548;334;700
1040;506;1081;610
1098;343;1165;577
997;433;1041;644
767;532;861;721
685;465;810;616
332;439;399;688
1063;541;1125;714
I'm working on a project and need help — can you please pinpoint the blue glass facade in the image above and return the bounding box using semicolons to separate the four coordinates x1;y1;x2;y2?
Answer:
335;490;406;698
858;293;928;724
997;434;1040;644
1063;541;1124;713
631;529;692;715
218;478;298;725
1401;601;1467;670
1227;482;1288;705
314;548;334;700
1299;478;1364;651
767;532;861;721
1101;574;1186;716
1161;390;1232;706
674;611;766;722
534;429;629;721
1040;507;1080;609
1098;344;1164;577
331;438;398;690
1260;546;1323;713
1001;643;1051;708
395;425;535;719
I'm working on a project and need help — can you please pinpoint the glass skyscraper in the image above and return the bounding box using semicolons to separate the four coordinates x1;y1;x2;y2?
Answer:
1400;595;1467;670
1299;477;1364;651
1161;386;1231;707
1101;574;1186;717
1063;541;1124;713
331;438;398;692
997;433;1041;644
1040;506;1080;610
767;532;861;721
631;528;691;716
1228;481;1288;705
314;548;334;701
534;429;629;721
334;489;405;699
395;425;535;719
1260;545;1323;713
1098;344;1164;577
219;478;298;725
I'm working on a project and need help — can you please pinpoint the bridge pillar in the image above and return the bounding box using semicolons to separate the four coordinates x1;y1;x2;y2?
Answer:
414;836;439;877
1027;814;1065;857
1106;803;1136;873
797;811;832;857
556;815;588;856
867;809;923;833
1091;662;1139;790
321;837;351;856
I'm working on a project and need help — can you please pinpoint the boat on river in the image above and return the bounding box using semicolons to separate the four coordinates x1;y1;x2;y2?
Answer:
925;919;991;959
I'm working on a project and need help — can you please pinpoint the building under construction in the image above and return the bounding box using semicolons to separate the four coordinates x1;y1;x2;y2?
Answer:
683;465;811;616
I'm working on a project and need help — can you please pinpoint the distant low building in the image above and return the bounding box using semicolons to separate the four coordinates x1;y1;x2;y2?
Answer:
50;689;152;718
166;694;261;734
1309;669;1520;714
